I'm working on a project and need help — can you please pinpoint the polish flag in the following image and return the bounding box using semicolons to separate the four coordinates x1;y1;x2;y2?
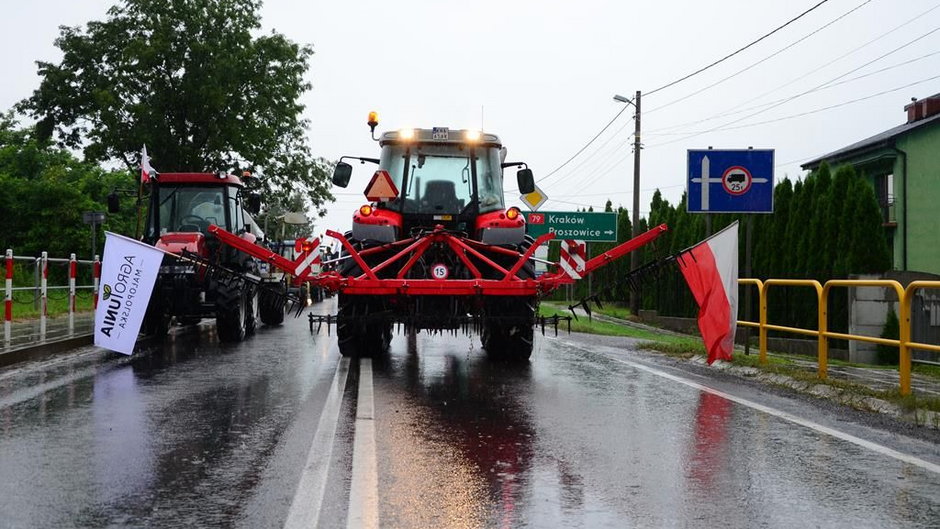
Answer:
677;222;738;364
140;145;157;183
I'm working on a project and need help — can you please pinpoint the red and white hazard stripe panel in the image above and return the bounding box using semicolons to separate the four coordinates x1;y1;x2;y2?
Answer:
559;239;586;279
293;236;322;277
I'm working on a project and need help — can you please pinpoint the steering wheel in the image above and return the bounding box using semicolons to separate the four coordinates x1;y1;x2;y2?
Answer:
179;214;207;228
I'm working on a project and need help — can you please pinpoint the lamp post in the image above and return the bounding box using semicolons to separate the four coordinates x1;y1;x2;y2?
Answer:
614;91;641;316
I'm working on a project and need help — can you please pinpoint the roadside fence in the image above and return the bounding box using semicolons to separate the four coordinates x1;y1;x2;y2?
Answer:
738;278;940;396
4;249;100;348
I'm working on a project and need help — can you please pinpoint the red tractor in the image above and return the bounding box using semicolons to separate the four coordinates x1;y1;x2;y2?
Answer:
327;125;545;360
204;115;667;359
130;172;275;341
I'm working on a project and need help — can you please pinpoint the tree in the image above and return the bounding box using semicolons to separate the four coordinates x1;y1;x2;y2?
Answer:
21;0;331;213
0;115;136;259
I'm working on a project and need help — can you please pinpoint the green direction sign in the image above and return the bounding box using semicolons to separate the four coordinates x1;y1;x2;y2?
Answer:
523;211;618;242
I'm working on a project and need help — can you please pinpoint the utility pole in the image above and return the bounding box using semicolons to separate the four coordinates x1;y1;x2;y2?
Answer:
630;90;642;317
613;91;642;317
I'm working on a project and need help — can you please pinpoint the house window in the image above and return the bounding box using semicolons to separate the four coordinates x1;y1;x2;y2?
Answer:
876;173;896;224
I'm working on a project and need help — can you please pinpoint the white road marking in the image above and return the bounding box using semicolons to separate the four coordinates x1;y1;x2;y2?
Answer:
347;358;380;529
557;339;940;475
284;357;350;529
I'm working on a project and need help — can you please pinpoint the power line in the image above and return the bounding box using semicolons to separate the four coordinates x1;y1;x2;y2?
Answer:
646;24;940;148
566;183;686;198
647;2;940;135
646;50;940;135
707;73;940;131
509;117;634;193
645;0;872;115
533;104;631;185
645;0;831;97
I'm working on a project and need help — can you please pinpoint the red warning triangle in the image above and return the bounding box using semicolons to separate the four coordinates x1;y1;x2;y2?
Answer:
364;170;399;202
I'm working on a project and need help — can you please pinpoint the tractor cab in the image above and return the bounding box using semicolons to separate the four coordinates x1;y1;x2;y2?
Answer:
142;173;260;256
333;123;535;244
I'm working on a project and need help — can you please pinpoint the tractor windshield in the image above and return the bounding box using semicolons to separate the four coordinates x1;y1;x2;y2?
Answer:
153;185;240;236
379;144;505;214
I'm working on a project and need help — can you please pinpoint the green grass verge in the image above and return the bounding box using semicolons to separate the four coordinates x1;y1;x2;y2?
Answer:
9;291;96;320
589;303;632;320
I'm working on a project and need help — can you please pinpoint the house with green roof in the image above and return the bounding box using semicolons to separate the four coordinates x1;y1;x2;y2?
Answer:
802;93;940;276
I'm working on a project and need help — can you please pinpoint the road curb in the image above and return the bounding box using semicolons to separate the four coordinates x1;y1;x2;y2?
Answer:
0;334;94;369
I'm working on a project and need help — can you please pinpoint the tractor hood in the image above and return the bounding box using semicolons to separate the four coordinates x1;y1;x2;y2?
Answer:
156;232;207;256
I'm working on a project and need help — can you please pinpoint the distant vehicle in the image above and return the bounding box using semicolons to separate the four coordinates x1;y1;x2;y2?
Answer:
113;172;270;341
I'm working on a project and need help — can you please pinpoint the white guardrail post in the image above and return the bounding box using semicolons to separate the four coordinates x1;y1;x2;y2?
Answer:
4;249;11;347
93;254;100;310
40;251;48;340
69;253;77;334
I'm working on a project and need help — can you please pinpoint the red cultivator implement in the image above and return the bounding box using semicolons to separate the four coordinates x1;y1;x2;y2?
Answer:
207;222;668;360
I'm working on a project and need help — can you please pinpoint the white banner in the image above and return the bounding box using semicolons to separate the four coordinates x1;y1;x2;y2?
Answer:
94;232;164;355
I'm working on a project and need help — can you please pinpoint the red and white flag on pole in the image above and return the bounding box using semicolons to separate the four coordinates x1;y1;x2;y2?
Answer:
140;145;157;183
677;221;739;364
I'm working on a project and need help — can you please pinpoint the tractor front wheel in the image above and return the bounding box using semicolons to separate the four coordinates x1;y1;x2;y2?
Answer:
216;283;248;342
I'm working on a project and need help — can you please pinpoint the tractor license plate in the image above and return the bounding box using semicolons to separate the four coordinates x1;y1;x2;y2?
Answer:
433;215;453;221
431;127;449;140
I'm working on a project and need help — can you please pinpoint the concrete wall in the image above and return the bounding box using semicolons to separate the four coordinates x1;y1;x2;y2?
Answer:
846;274;897;364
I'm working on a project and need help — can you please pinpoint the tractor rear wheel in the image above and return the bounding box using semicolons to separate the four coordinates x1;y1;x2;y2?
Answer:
337;294;392;357
482;297;536;362
216;283;248;342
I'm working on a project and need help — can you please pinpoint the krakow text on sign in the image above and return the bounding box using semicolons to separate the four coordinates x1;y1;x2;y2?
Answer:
523;211;617;242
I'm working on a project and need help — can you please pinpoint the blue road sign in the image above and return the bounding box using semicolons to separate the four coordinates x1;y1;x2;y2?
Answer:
687;149;774;213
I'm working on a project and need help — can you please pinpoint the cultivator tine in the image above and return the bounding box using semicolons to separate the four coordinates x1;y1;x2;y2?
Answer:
535;315;571;336
308;314;336;336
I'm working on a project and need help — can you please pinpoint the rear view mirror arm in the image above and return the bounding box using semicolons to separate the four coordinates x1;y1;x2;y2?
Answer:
340;156;380;165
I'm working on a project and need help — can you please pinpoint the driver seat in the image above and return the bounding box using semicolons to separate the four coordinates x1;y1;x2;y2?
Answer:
423;180;462;212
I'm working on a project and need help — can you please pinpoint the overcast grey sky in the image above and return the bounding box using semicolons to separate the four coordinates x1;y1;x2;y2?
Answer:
3;0;939;236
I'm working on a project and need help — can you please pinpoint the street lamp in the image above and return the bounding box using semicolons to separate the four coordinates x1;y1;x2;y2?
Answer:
614;91;642;317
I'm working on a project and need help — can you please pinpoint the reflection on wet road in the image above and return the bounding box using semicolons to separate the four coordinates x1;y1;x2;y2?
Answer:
1;299;938;528
0;310;338;528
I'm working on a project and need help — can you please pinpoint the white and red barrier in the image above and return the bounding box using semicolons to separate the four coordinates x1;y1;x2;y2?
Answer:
559;239;587;279
3;249;101;346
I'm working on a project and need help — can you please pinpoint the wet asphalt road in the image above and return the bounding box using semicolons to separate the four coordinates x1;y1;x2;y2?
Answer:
1;298;939;528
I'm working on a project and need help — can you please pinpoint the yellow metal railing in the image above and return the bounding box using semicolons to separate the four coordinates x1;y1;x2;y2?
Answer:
736;278;940;396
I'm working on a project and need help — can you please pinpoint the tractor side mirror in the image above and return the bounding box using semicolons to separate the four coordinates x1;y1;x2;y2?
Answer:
246;193;261;215
107;192;120;214
332;162;353;188
517;168;535;195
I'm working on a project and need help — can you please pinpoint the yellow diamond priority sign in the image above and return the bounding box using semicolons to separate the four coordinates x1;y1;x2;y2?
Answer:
520;183;548;211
